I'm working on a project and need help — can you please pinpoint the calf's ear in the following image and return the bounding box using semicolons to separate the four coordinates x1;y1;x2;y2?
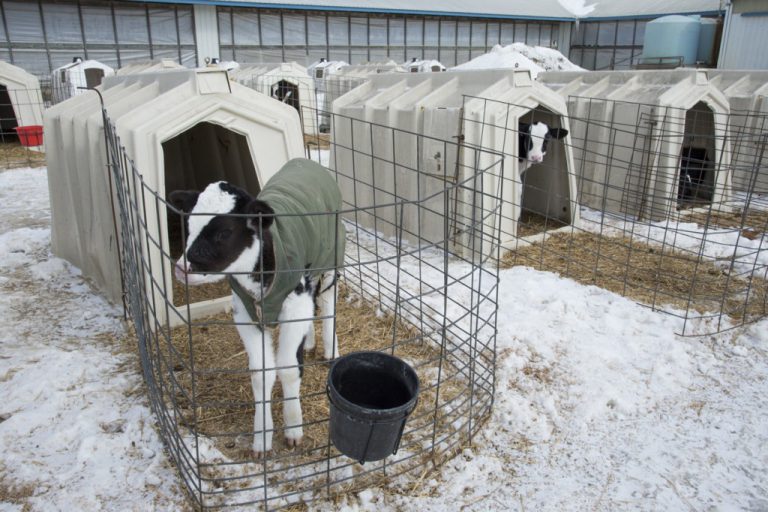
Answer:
518;122;531;133
246;199;275;231
168;190;200;213
548;127;569;140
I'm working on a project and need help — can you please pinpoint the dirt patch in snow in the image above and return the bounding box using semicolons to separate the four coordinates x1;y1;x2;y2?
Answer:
0;474;36;505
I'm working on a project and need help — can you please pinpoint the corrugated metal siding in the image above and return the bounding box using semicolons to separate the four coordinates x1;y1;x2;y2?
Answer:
193;4;220;66
719;11;768;69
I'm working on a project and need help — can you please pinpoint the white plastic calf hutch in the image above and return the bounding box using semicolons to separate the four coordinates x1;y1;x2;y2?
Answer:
0;61;44;148
404;59;446;73
51;58;114;103
44;68;304;326
308;59;347;80
308;59;348;132
537;69;732;221
324;60;406;94
115;59;184;76
707;70;768;193
231;62;318;135
331;68;578;255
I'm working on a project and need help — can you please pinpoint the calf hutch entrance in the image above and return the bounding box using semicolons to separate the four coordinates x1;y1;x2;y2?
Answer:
679;101;717;206
162;121;262;310
271;80;300;111
107;108;503;509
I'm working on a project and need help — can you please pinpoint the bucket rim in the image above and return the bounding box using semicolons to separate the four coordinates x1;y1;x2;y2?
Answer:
14;125;43;133
327;350;420;419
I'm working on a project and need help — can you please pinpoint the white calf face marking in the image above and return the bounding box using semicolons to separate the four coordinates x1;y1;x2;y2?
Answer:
171;182;265;286
526;122;550;163
185;181;237;251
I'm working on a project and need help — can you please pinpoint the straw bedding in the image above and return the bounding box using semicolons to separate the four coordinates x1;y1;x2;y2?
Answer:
164;283;475;468
681;208;768;239
516;210;568;238
0;143;46;170
503;230;767;320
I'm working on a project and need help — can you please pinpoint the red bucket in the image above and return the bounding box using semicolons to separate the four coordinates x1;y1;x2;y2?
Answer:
15;125;44;147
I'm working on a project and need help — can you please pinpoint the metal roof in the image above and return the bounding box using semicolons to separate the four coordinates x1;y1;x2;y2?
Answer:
583;0;724;19
127;0;725;21
133;0;577;20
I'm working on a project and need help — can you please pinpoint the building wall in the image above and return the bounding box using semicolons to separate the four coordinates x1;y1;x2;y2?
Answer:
193;4;218;66
719;0;768;69
215;7;564;67
0;1;568;76
0;1;197;76
569;19;650;70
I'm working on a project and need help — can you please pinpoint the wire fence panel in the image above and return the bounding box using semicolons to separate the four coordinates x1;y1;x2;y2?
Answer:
0;85;46;169
105;104;504;509
464;95;768;336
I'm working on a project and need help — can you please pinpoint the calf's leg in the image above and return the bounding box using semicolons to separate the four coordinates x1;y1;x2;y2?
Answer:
276;282;315;447
233;293;276;456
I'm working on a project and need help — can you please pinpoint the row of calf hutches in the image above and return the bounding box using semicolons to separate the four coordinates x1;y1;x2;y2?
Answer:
536;69;732;221
44;68;304;327
330;68;578;257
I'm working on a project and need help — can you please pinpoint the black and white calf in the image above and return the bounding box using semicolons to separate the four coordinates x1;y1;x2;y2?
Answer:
518;121;569;172
169;159;345;456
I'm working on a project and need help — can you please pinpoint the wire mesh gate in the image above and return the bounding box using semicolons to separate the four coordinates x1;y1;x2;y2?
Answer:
104;106;504;509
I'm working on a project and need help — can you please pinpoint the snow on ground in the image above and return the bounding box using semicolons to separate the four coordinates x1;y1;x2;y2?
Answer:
0;168;187;511
2;166;767;511
453;43;584;77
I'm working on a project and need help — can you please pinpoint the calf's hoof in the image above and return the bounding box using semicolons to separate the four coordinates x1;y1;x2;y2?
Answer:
285;436;302;448
252;435;272;458
284;426;303;448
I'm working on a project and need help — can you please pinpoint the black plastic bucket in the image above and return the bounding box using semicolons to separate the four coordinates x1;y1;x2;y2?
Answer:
327;351;420;464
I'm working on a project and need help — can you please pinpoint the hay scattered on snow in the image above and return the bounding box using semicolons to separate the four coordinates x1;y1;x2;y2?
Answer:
682;208;768;237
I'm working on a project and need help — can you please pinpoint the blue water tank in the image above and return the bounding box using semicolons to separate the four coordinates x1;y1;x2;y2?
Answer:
697;18;718;65
643;15;702;66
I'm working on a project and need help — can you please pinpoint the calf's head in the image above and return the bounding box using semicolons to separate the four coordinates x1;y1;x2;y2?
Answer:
169;182;273;285
519;121;568;164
